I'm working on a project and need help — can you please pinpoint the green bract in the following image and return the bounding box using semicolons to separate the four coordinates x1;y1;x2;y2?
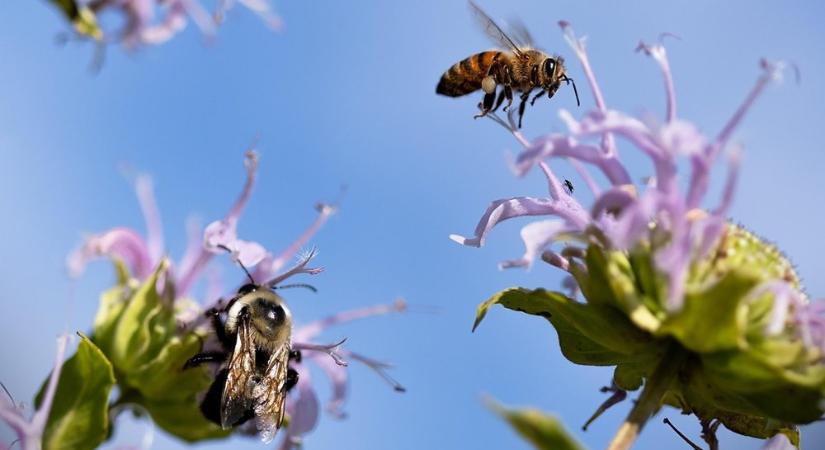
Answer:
474;224;823;447
40;260;229;448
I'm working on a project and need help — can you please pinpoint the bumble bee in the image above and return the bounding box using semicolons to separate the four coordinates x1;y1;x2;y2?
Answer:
436;1;580;128
184;282;299;442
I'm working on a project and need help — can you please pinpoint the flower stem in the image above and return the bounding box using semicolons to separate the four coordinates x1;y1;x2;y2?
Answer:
606;343;686;450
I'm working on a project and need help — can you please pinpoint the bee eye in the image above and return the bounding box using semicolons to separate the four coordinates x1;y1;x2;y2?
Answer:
544;59;556;78
237;283;257;295
256;299;285;326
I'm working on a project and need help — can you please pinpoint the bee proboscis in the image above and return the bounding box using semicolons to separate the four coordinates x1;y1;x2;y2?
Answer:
436;1;580;128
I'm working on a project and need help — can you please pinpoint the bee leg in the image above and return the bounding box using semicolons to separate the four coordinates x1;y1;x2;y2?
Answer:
502;86;514;112
491;86;508;113
473;90;496;119
183;351;228;370
284;367;299;392
205;305;234;350
531;90;546;106
517;91;530;128
289;349;302;363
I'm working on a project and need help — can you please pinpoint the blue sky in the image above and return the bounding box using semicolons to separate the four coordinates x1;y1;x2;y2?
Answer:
2;1;825;449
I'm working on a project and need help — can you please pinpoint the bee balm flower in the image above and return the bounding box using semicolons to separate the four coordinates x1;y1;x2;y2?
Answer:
458;22;823;450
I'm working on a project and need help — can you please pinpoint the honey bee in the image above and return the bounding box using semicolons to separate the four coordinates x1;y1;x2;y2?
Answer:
436;1;580;128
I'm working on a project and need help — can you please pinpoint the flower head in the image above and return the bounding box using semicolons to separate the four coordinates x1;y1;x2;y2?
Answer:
50;0;282;49
67;149;403;447
458;22;824;448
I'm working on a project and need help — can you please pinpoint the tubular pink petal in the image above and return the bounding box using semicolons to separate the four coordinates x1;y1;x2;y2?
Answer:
697;151;741;257
134;175;164;264
294;300;407;342
238;0;283;30
264;248;323;288
179;0;216;36
178;151;259;294
0;407;27;442
280;364;319;447
712;149;741;217
713;60;784;159
561;276;579;299
590;187;636;220
538;161;566;200
686;59;782;208
229;150;259;220
293;339;348;366
749;281;801;335
139;2;187;44
30;335;69;436
175;216;202;282
67;227;153;279
347;352;405;393
541;250;570;271
636;41;677;122
605;193;656;250
568;158;602;197
499;220;570;270
559;21;616;155
486;111;530;147
307;352;349;419
760;434;796;450
450;197;587;248
268;203;338;276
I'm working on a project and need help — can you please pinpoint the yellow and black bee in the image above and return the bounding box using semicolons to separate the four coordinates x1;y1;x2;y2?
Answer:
437;1;579;128
185;281;298;442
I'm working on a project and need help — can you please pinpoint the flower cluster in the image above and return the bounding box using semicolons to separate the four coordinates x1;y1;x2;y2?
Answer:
456;22;824;450
57;149;405;448
49;0;281;48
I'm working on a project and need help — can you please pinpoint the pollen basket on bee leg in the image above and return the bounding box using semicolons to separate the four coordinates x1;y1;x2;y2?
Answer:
482;76;496;94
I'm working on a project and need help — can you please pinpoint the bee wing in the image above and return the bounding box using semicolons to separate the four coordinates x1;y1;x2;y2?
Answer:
468;1;524;57
507;18;535;48
252;343;290;443
220;316;257;429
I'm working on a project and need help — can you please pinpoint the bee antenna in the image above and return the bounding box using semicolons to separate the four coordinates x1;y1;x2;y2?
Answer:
216;244;256;285
273;283;318;293
0;381;15;405
564;75;581;107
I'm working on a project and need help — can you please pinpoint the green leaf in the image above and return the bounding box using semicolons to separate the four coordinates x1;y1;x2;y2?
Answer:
486;398;586;450
658;269;759;353
35;333;115;450
473;288;658;366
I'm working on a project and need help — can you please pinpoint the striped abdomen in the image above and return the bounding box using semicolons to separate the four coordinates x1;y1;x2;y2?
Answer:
436;51;501;97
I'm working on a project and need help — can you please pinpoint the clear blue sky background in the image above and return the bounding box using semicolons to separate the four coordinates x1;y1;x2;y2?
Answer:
2;1;825;449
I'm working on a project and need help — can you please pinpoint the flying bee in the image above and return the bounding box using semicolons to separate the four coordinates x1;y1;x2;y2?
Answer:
436;1;580;128
184;267;305;442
